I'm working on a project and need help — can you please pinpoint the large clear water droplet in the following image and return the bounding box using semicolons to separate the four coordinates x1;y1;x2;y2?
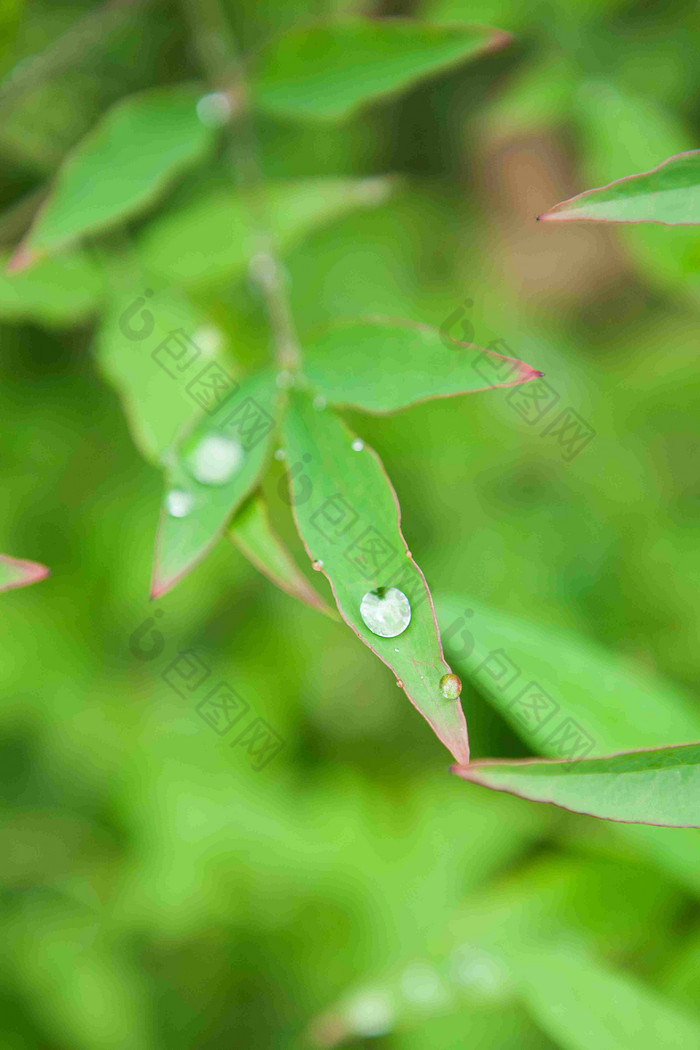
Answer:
166;488;194;518
439;673;462;700
360;587;411;637
186;434;242;486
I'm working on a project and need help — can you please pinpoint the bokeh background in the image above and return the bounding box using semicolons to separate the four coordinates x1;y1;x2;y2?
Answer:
2;0;700;1047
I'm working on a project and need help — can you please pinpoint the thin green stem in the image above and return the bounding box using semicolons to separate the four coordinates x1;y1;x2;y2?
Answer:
181;0;302;372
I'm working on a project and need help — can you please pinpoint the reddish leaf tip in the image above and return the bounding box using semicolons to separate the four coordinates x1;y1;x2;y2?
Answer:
0;554;51;592
6;243;39;273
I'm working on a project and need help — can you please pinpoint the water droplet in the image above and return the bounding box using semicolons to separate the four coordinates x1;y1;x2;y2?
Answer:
192;324;223;357
196;92;233;126
345;991;394;1038
274;448;286;461
394;647;399;652
186;434;242;485
439;673;462;700
351;438;364;452
396;679;403;688
166;489;194;518
313;394;327;411
312;560;324;571
276;369;295;389
405;550;412;558
360;587;411;638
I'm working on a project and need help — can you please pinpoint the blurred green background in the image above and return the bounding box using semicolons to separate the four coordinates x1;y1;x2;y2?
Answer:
2;0;700;1047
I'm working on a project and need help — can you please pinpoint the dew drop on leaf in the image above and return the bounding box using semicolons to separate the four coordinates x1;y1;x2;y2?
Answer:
360;586;411;637
312;559;324;571
313;394;327;411
186;434;242;485
351;438;364;451
166;488;194;518
439;673;462;700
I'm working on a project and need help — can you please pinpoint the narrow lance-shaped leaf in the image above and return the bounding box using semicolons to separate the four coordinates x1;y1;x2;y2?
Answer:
151;369;278;598
514;949;700;1050
538;149;700;226
302;318;542;414
10;84;216;269
229;493;338;620
0;553;50;592
454;743;700;828
251;20;510;123
282;392;469;763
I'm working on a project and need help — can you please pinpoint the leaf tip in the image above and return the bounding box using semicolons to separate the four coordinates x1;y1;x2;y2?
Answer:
6;242;39;274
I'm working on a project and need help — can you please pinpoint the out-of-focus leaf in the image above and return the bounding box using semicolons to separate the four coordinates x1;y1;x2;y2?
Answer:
11;84;215;267
0;553;49;591
454;743;700;827
539;149;700;225
151;369;278;598
229;492;338;619
0;247;103;324
137;176;396;288
515;949;700;1050
302;317;542;413
282;392;469;763
95;281;230;463
251;20;510;123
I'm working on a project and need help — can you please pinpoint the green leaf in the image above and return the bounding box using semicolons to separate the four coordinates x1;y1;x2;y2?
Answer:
11;84;216;266
251;20;509;123
539;149;700;225
0;247;103;324
151;369;278;598
282;392;469;763
436;595;700;757
515;949;700;1050
302;318;542;413
229;493;338;620
137;177;395;289
95;281;233;463
0;553;49;592
454;743;700;827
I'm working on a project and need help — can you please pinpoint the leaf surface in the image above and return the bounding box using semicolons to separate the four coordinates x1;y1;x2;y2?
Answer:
229;493;338;619
152;369;278;598
454;743;700;827
302;318;542;413
0;248;103;324
282;392;469;762
12;84;215;265
539;149;700;225
252;20;509;122
0;553;50;592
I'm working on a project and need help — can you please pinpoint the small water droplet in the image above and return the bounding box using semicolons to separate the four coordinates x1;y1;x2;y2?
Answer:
313;394;327;411
186;434;242;485
276;369;295;389
192;324;223;357
274;448;286;461
312;559;324;571
166;489;193;518
439;673;462;700
394;647;399;652
396;679;403;688
196;92;233;126
405;550;412;558
360;587;411;638
351;438;364;452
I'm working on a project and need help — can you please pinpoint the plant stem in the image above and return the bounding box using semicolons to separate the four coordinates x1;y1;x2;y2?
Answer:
181;0;302;372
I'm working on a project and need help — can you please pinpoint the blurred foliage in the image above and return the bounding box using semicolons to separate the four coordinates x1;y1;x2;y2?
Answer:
2;0;700;1047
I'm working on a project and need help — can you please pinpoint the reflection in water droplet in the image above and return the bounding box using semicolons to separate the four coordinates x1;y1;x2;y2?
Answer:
186;434;242;485
360;587;411;638
351;438;364;451
313;394;327;411
166;489;194;518
439;673;462;700
312;560;324;571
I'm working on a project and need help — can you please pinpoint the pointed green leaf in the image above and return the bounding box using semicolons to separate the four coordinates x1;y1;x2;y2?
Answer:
0;553;49;592
252;20;510;123
151;369;278;598
302;318;542;414
539;150;700;225
282;392;469;763
11;84;216;266
515;949;700;1050
0;247;103;324
137;177;395;288
454;743;700;827
229;493;338;620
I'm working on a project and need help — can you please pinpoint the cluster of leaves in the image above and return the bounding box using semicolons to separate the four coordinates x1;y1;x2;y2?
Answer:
5;7;700;828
